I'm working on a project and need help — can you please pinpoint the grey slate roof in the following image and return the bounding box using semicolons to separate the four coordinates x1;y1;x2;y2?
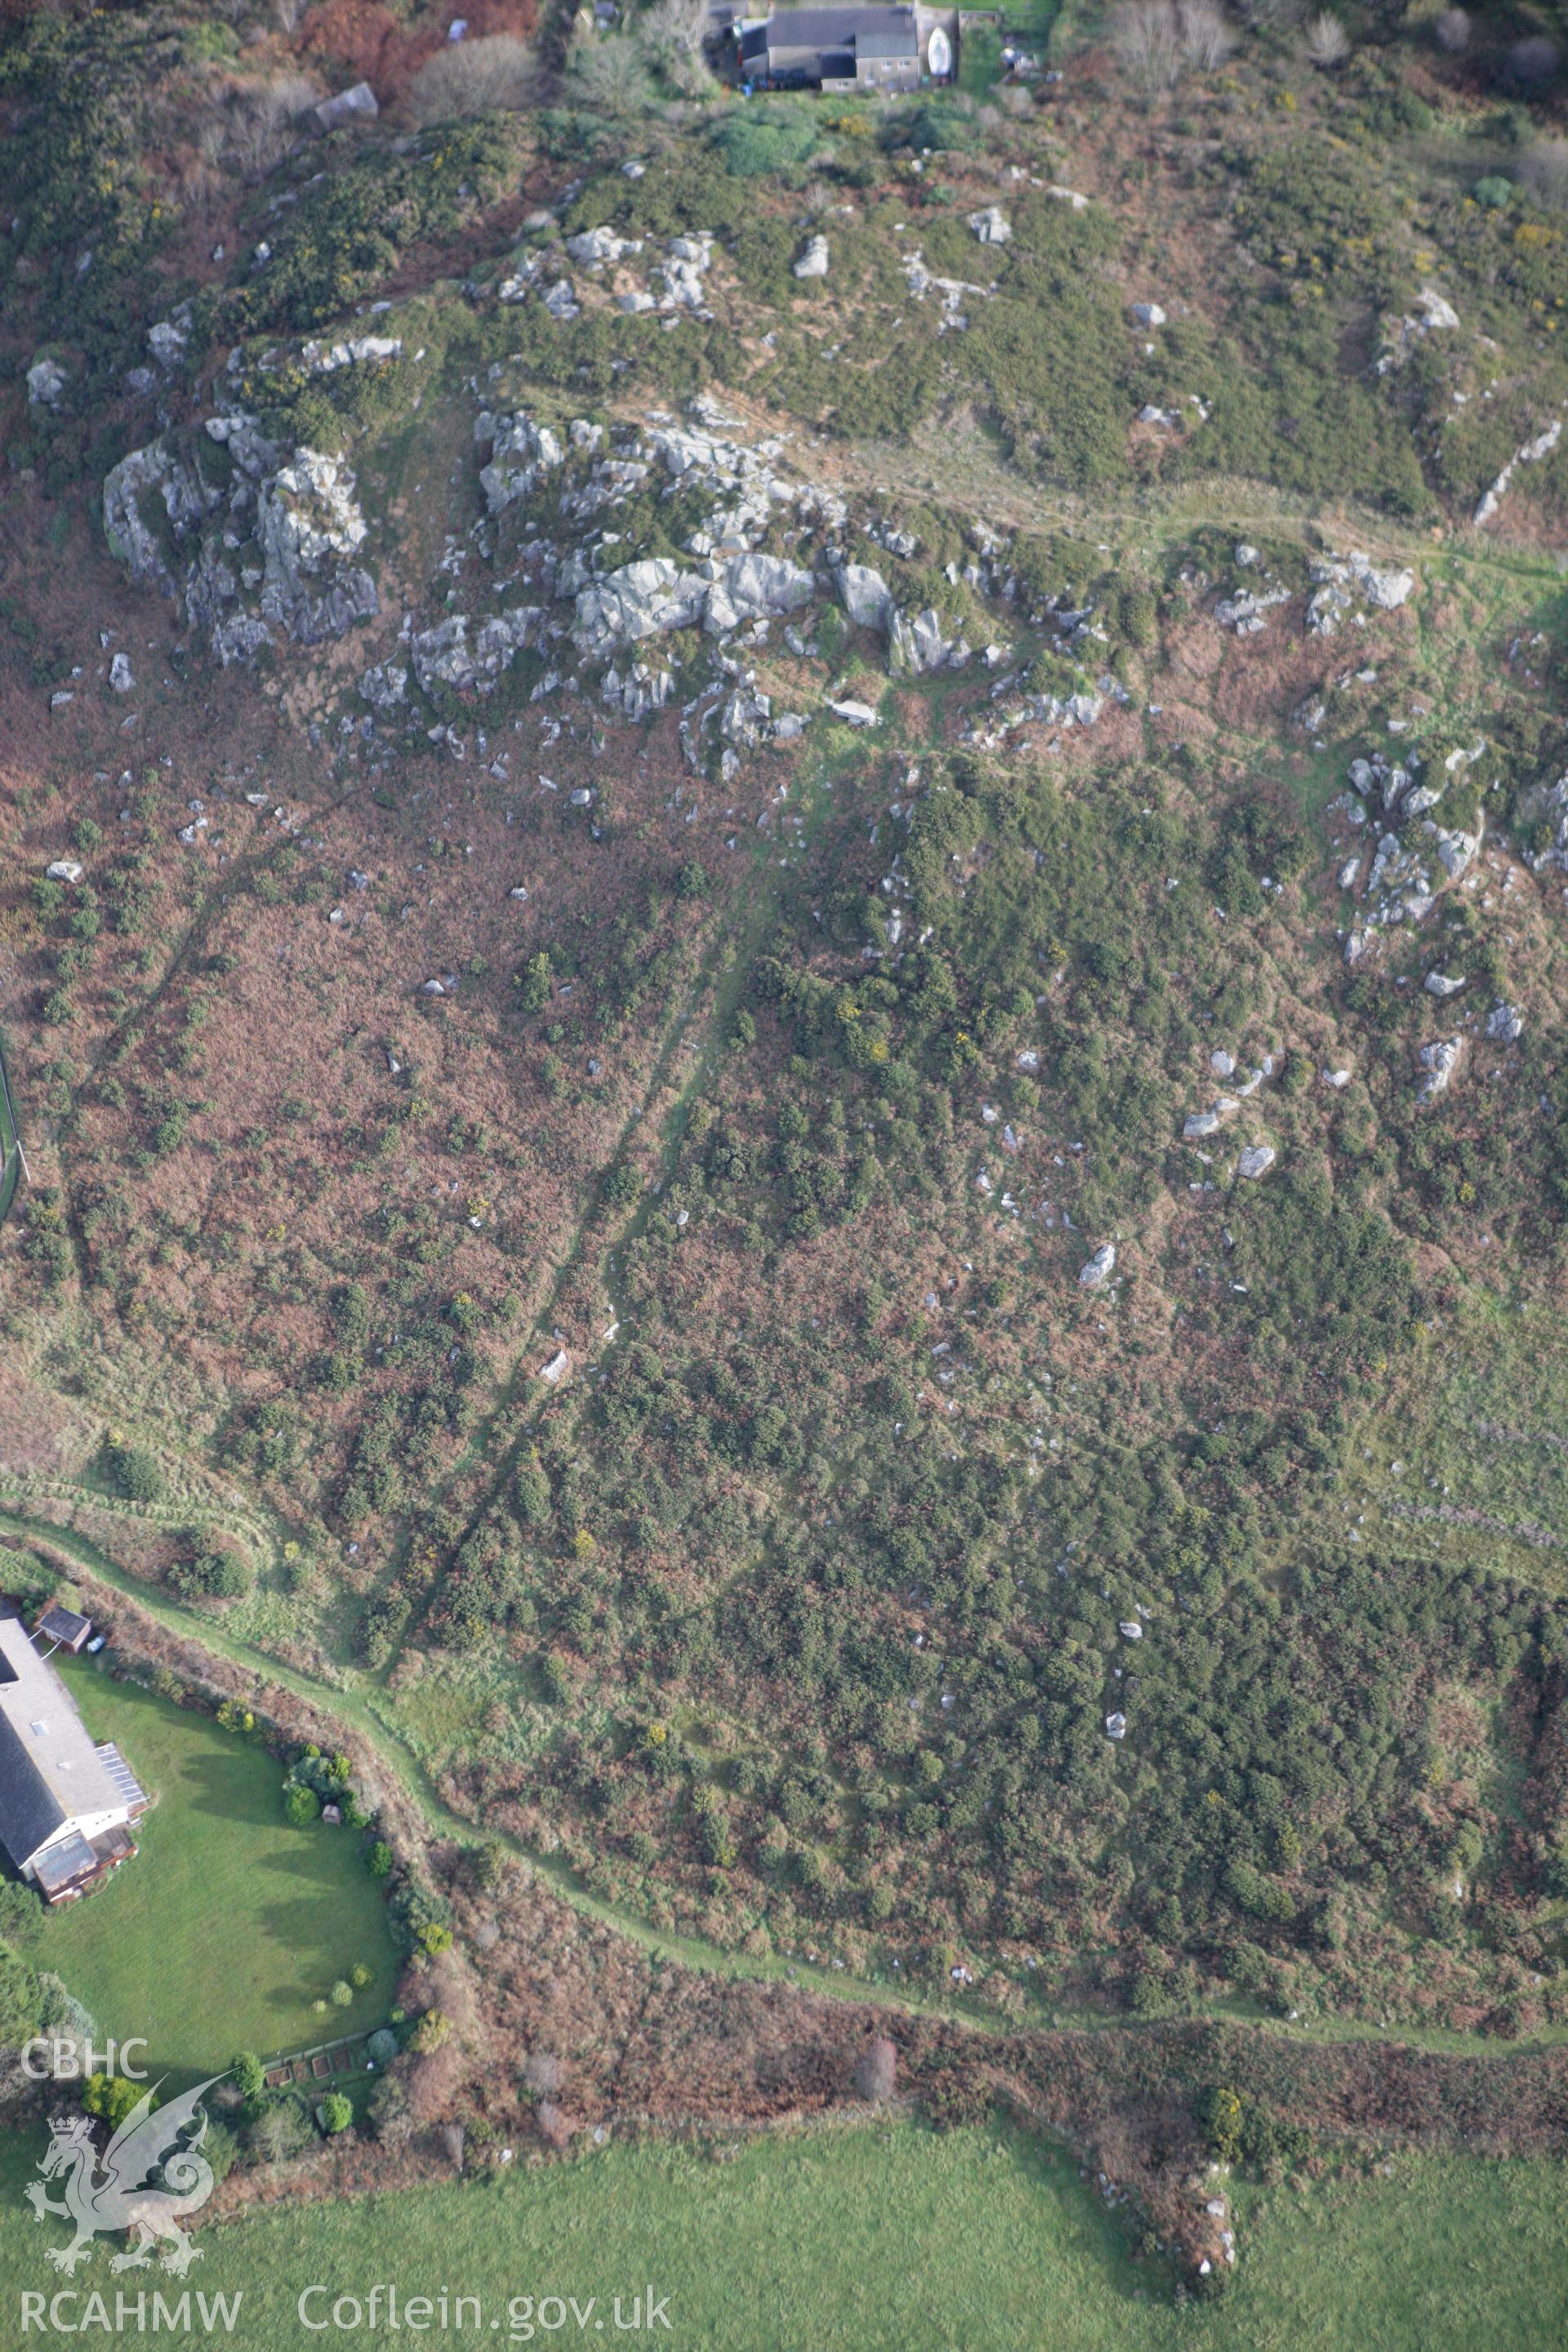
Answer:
0;1709;66;1873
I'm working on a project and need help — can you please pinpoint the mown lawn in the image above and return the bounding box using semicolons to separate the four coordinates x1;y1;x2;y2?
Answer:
24;1664;397;2081
0;2120;1562;2350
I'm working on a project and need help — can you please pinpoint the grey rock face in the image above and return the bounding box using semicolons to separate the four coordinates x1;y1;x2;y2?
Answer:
837;564;893;630
1079;1242;1116;1289
1417;1036;1463;1104
969;207;1012;244
256;448;378;646
26;356;67;408
479;412;565;514
359;662;408;710
412;608;538;696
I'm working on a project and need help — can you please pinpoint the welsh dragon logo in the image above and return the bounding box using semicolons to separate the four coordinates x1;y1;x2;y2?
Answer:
24;2076;223;2275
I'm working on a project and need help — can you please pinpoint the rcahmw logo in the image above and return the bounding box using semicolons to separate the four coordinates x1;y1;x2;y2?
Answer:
20;2288;243;2335
22;2076;226;2281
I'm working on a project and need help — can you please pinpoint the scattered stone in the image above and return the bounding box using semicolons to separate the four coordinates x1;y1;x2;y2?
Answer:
837;564;892;630
1183;1111;1221;1139
1485;1003;1524;1043
302;333;402;375
1475;417;1562;528
359;662;408;710
1323;1067;1352;1089
968;206;1012;244
1236;1144;1276;1180
792;234;830;279
1379;283;1460;372
26;356;67;408
1130;301;1167;327
109;652;135;693
46;860;83;884
1425;970;1466;998
827;697;879;727
1079;1242;1116;1289
1417;1036;1463;1104
566;226;644;266
1104;1711;1128;1740
539;1348;571;1384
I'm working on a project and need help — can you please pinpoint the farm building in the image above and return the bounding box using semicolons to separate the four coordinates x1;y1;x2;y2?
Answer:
738;4;956;90
0;1614;148;1903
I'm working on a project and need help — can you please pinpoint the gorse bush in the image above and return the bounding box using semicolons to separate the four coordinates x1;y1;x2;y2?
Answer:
709;105;822;178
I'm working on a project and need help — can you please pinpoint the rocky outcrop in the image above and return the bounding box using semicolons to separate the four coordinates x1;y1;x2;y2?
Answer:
103;425;377;662
412;609;540;696
256;448;378;646
1307;551;1415;633
837;564;893;630
478;412;565;514
889;608;971;675
572;550;812;658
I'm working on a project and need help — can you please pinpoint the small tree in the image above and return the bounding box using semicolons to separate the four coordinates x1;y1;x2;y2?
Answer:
409;33;537;126
367;2028;399;2066
1196;2082;1245;2166
284;1784;321;1827
1303;11;1351;66
521;2051;564;2098
350;1962;375;1990
330;1980;354;2009
251;2100;310;2165
229;2051;265;2109
1434;5;1469;50
110;1442;166;1503
82;2074;147;2132
515;951;552;1014
366;1840;392;1879
366;2074;411;2145
408;2007;451;2055
319;2091;353;2136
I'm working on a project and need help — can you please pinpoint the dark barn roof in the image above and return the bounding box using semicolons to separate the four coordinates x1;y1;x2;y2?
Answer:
38;1606;91;1652
0;1710;66;1873
744;5;920;67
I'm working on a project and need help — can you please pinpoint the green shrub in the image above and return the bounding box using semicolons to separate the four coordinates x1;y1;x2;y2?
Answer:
109;1441;165;1503
709;105;821;178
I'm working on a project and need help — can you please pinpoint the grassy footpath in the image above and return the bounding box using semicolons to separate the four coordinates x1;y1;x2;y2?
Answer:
0;2123;1562;2350
0;1022;21;1227
12;1506;1568;2061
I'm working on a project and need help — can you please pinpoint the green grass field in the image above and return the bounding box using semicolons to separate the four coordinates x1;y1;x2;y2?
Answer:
0;2122;1563;2350
24;1665;398;2081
